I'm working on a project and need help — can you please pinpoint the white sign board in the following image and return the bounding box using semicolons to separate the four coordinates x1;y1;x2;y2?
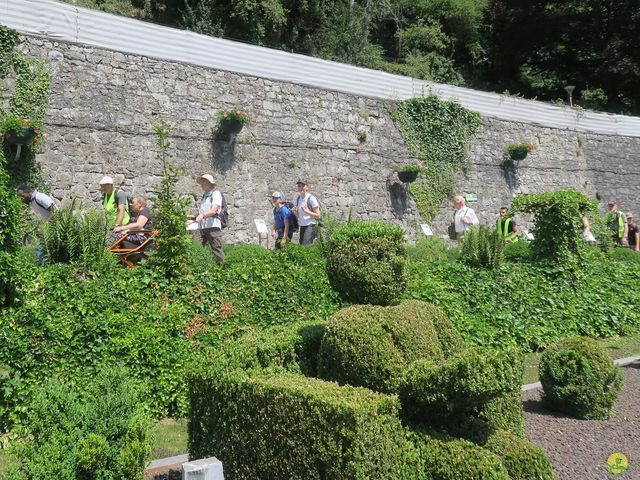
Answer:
254;219;269;235
420;223;433;236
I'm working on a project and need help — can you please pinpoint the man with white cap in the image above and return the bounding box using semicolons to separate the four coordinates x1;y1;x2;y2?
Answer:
195;174;224;264
99;175;129;230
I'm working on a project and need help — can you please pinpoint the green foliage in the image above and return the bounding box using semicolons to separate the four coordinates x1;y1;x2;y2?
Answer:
188;370;422;479
400;350;522;423
406;256;640;351
512;189;597;277
317;301;464;394
460;225;504;269
325;220;408;305
608;246;640;265
475;391;525;438
0;150;21;306
223;243;271;267
539;337;623;420
580;87;608;111
148;119;191;279
391;95;481;220
409;237;460;264
484;429;556;480
503;240;532;262
416;433;510;480
40;201;110;269
4;367;153;480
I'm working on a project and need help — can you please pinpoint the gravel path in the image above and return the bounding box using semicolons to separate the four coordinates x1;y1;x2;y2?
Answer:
524;362;640;480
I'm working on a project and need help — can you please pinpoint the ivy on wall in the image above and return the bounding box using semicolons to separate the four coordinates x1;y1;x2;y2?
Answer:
391;95;480;220
0;24;51;187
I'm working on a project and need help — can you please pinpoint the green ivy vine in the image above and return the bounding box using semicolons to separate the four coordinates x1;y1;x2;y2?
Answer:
0;24;51;186
391;95;480;220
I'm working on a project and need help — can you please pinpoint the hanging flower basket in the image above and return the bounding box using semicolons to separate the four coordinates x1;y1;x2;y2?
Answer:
510;147;529;160
218;118;244;134
4;127;38;146
506;143;534;161
398;170;419;183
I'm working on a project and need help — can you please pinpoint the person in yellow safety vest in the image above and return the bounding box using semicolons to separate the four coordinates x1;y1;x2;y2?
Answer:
99;175;130;230
606;201;628;246
496;207;521;243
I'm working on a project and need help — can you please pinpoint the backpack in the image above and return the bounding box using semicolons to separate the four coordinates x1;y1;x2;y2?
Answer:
282;201;299;232
216;190;229;229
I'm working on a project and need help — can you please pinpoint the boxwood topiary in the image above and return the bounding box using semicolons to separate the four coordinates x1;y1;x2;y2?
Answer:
317;300;465;393
325;220;408;305
539;337;623;419
484;429;556;480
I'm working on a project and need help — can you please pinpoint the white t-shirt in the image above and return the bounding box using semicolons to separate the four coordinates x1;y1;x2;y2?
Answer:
199;189;223;229
296;193;320;227
30;191;57;221
454;207;479;233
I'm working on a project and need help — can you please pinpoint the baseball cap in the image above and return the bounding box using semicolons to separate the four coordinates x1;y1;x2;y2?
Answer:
607;200;617;206
626;213;633;218
99;176;114;185
296;177;308;186
197;174;216;185
271;191;283;199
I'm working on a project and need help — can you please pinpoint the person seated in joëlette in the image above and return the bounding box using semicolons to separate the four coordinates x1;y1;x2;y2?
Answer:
112;195;154;246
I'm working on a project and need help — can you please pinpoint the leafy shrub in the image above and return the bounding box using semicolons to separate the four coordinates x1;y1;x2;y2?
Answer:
40;202;110;268
539;337;623;419
512;189;596;276
608;246;640;265
400;350;522;423
580;87;608;111
475;390;525;437
460;225;504;269
416;433;510;480
0;152;21;306
188;370;422;479
317;301;464;393
409;237;459;264
503;240;532;261
223;243;271;267
325;220;408;305
484;429;555;480
4;367;153;480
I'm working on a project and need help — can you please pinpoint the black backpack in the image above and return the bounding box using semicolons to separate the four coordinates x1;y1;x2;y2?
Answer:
216;190;229;229
283;201;299;232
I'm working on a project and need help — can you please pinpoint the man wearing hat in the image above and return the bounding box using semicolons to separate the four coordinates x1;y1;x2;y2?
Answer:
99;175;130;230
626;213;639;252
195;174;224;264
294;177;321;245
270;191;293;249
606;201;628;246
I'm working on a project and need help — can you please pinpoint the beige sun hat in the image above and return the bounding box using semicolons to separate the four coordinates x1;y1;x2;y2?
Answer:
197;174;216;185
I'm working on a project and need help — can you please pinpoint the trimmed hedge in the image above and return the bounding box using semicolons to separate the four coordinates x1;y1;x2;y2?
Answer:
400;350;522;422
416;433;511;480
484;429;556;480
325;220;409;305
317;300;464;393
475;390;525;437
188;370;422;479
539;337;623;419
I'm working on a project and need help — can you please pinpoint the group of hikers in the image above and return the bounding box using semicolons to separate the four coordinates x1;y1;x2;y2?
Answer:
15;182;639;267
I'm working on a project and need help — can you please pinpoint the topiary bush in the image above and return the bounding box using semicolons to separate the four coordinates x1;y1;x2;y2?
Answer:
317;300;465;393
484;429;556;480
539;337;623;419
325;220;408;305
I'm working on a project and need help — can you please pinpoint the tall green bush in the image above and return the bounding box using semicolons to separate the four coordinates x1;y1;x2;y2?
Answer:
325;220;408;305
4;367;153;480
512;189;596;277
539;337;623;420
0;150;21;306
460;225;504;269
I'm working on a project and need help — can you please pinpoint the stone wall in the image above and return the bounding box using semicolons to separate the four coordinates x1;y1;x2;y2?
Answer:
12;36;640;242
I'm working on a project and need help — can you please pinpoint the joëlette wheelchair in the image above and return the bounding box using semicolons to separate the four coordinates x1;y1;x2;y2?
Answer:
107;229;159;268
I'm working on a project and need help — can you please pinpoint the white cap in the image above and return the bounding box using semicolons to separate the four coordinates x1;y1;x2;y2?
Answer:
99;175;114;185
197;174;216;185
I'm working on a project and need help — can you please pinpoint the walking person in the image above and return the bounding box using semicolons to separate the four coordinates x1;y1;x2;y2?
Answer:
294;178;321;245
496;207;521;243
606;201;628;246
195;174;225;264
16;185;58;221
627;213;639;252
271;191;292;249
99;175;130;230
451;195;479;241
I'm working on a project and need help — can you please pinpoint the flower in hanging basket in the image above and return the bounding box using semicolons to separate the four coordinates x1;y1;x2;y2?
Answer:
1;113;43;146
506;143;534;160
214;107;251;135
396;163;423;183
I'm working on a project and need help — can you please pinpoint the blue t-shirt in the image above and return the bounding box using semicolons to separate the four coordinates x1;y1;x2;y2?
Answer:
274;205;293;238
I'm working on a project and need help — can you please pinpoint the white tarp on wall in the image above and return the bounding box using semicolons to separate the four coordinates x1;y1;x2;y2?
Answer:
2;0;640;137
